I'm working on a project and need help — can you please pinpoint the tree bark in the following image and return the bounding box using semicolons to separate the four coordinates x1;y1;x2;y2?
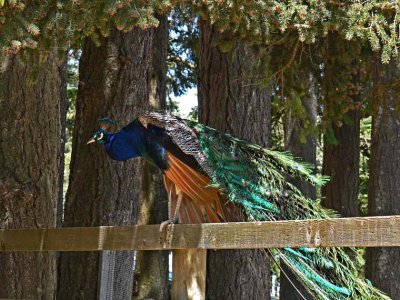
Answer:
366;59;400;298
0;53;63;299
280;73;317;300
58;28;154;300
198;20;271;300
320;34;361;217
133;15;169;300
58;58;68;227
322;109;360;217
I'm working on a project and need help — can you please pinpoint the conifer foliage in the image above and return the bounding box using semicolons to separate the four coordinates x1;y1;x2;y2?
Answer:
1;1;400;63
0;0;170;56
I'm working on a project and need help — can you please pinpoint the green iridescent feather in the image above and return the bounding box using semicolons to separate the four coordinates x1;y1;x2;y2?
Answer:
137;111;389;300
187;121;390;300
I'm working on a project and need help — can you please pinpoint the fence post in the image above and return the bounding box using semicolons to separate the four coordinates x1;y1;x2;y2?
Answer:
172;249;207;300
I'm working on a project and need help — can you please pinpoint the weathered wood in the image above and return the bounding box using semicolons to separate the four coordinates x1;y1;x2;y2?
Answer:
172;249;206;300
1;215;400;251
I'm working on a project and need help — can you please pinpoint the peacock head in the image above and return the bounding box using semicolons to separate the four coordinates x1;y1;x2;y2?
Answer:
87;117;116;145
87;129;110;144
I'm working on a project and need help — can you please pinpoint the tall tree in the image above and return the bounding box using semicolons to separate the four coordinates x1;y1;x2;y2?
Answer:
198;20;272;299
321;35;361;217
280;72;317;300
366;59;400;298
284;73;318;199
321;109;360;216
58;27;154;299
0;53;63;299
133;14;169;300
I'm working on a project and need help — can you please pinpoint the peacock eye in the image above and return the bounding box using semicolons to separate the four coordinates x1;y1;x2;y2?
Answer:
98;132;104;140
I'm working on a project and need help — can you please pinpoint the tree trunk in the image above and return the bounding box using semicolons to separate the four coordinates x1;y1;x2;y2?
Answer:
366;59;400;298
198;20;271;300
0;53;63;299
58;58;68;227
320;34;361;217
58;28;154;300
280;73;317;300
321;109;360;216
133;15;169;300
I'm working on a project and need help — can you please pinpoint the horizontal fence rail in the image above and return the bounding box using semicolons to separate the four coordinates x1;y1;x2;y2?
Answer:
1;215;400;252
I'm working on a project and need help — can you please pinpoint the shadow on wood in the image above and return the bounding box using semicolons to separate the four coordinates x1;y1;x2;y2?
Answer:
172;249;206;300
1;215;400;252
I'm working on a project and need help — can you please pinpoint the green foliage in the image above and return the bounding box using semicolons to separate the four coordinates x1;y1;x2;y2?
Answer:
187;105;198;121
318;33;371;134
0;0;171;58
63;49;79;194
0;2;396;149
270;85;285;149
0;0;62;56
167;7;198;97
1;1;400;63
191;1;400;62
324;126;338;146
359;116;371;216
285;88;319;143
166;98;180;115
66;50;79;134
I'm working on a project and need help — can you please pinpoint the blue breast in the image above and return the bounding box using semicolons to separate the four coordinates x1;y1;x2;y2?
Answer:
104;120;168;169
105;134;141;161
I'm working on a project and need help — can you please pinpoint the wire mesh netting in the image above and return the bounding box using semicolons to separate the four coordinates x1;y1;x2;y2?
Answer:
99;250;135;300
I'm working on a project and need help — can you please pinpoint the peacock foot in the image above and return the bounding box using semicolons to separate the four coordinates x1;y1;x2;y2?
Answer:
159;218;178;232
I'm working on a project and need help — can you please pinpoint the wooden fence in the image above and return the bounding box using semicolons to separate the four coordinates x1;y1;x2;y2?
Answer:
1;215;400;299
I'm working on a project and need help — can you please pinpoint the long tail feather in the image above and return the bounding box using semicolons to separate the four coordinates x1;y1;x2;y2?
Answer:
190;121;390;300
138;112;389;299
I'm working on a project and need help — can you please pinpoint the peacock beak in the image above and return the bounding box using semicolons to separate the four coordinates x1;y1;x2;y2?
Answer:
87;138;95;145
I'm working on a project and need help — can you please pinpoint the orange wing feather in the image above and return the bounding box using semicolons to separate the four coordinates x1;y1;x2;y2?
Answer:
163;152;240;224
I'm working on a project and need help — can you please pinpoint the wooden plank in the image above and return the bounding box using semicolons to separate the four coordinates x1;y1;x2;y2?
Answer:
1;215;400;251
172;249;206;300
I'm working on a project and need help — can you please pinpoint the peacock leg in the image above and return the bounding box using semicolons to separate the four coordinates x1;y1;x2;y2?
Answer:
159;192;182;232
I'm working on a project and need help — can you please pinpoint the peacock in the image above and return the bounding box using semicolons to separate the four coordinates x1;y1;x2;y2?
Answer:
88;111;389;300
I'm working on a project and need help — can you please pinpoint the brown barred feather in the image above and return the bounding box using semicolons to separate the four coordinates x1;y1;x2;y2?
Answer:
164;151;240;223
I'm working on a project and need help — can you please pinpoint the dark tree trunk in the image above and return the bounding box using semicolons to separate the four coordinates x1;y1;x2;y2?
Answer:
0;53;63;299
58;28;154;300
320;34;361;217
133;15;169;300
280;73;317;300
58;58;68;227
198;20;272;300
366;59;400;298
322;109;360;216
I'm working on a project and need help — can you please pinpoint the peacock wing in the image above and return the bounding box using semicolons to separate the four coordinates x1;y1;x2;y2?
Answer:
139;112;214;176
139;111;240;223
163;153;240;223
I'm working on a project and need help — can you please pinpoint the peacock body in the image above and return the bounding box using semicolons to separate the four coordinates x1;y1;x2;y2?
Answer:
89;111;389;300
